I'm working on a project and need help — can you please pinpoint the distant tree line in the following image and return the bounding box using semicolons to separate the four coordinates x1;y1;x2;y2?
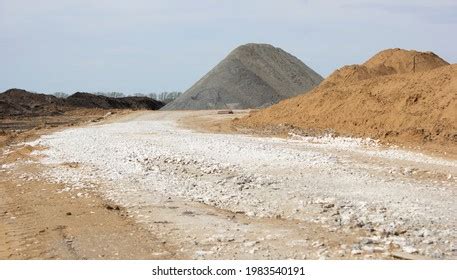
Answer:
51;91;182;103
93;92;125;98
144;92;182;103
52;92;69;98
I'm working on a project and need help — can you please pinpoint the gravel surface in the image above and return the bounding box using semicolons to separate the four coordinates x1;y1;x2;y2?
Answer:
27;112;457;259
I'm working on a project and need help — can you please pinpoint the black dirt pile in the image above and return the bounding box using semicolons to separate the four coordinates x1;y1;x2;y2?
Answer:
0;89;164;117
0;89;66;117
66;92;164;110
163;43;323;110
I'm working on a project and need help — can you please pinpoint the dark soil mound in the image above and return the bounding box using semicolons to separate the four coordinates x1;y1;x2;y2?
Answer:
0;89;65;117
66;92;164;110
0;89;164;117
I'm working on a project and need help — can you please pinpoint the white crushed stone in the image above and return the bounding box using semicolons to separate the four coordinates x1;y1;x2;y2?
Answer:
26;115;457;258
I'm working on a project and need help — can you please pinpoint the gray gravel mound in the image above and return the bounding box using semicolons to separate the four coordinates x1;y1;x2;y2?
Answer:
163;43;323;110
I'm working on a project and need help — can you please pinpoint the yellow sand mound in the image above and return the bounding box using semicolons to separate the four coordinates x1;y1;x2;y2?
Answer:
322;48;449;87
236;49;456;153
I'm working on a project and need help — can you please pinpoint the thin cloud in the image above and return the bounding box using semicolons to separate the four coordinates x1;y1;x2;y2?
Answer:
0;0;455;93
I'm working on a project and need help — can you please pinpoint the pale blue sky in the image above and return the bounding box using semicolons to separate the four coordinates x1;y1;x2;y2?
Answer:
1;0;456;94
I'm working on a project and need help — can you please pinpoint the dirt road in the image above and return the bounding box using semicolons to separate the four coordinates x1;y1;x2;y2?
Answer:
1;111;456;259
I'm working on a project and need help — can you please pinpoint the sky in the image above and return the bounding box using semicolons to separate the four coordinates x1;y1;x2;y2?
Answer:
1;0;456;94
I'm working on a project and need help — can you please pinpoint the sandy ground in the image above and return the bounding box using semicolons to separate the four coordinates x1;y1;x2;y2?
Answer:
0;109;129;148
0;110;183;259
1;110;456;259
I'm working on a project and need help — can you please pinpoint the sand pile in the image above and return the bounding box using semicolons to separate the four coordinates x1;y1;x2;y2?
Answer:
322;48;449;87
163;43;323;110
236;49;456;151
